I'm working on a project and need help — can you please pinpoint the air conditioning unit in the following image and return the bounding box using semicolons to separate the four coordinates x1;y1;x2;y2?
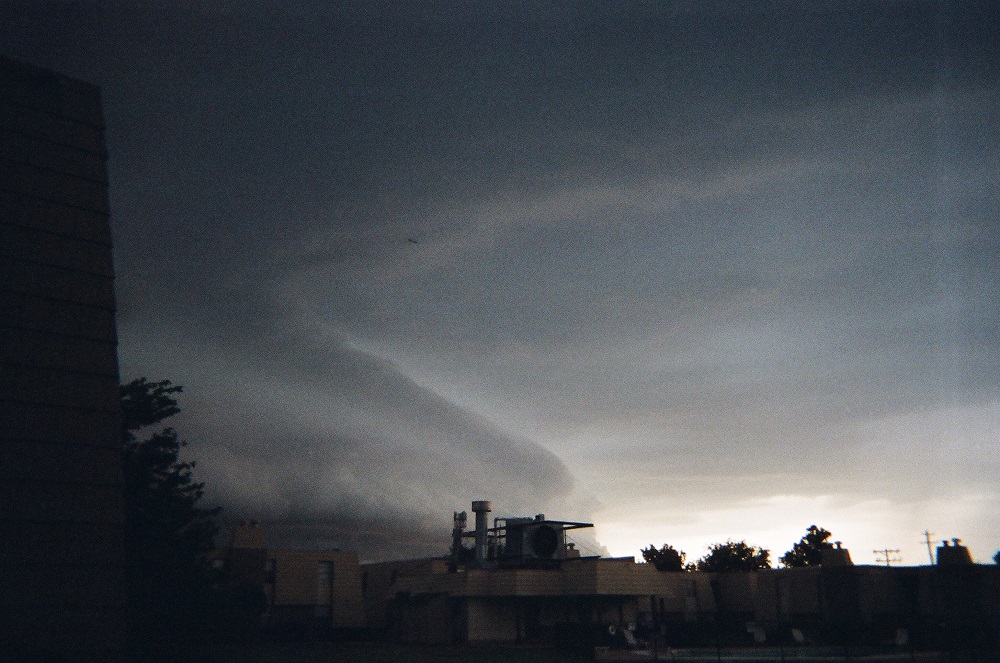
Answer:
524;523;564;559
503;516;567;562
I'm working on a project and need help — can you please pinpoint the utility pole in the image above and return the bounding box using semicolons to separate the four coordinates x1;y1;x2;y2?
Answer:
921;530;935;565
873;548;901;567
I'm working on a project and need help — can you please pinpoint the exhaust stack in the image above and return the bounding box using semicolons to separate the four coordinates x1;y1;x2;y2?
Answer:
471;500;492;564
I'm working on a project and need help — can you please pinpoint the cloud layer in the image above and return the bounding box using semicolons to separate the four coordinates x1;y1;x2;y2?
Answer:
4;1;998;563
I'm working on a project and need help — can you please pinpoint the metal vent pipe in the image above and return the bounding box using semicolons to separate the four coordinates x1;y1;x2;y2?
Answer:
471;500;492;564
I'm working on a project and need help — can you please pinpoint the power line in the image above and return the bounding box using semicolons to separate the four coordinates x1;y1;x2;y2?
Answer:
873;548;901;567
921;530;935;565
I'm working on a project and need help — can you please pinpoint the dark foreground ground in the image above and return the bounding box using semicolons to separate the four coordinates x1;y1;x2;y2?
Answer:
197;640;576;663
193;640;980;663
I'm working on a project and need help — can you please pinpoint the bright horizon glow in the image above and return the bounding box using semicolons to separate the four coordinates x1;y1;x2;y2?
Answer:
594;493;998;567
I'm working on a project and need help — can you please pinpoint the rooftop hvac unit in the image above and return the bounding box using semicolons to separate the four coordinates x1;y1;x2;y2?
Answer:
455;501;594;569
525;523;563;559
503;514;593;565
504;516;567;562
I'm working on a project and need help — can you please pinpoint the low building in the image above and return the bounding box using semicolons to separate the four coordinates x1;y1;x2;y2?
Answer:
365;500;719;645
711;544;1000;650
262;548;365;631
223;509;999;654
364;555;716;645
362;557;450;635
218;522;364;633
362;507;1000;653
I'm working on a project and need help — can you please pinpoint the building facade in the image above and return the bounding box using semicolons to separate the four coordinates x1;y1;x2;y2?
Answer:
1;57;125;660
365;556;717;645
364;549;999;653
714;562;1000;651
221;522;365;634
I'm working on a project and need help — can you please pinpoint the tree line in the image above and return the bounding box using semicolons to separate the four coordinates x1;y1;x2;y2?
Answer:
642;524;842;572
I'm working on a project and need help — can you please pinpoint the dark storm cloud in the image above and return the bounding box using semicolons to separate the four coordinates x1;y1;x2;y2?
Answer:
311;79;999;429
4;0;998;560
132;314;586;560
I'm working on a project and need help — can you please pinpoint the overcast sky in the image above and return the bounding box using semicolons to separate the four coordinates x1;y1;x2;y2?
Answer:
5;0;998;564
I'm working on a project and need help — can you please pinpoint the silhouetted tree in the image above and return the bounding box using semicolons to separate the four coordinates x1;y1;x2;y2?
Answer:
641;543;687;571
994;550;1000;565
121;378;221;652
696;540;771;572
780;525;834;567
